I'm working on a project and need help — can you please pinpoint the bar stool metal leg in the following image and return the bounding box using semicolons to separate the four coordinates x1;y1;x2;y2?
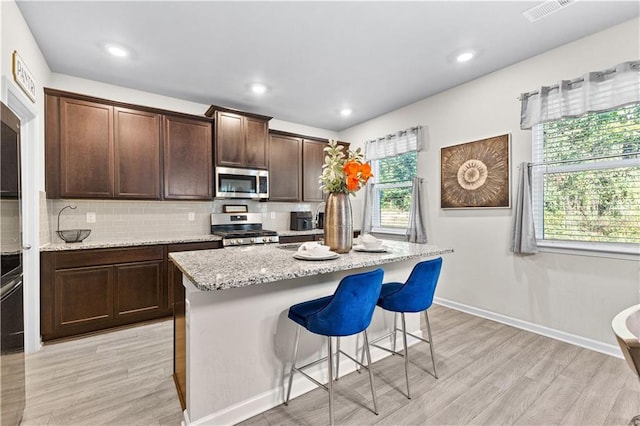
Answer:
284;326;301;405
335;337;340;380
392;312;398;353
362;330;379;415
401;312;411;399
327;337;335;426
425;310;437;379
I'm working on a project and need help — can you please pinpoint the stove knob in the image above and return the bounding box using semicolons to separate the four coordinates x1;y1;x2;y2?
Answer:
250;238;256;243
232;239;239;245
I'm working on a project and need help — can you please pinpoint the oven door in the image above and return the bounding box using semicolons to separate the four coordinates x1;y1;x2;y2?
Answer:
215;167;268;199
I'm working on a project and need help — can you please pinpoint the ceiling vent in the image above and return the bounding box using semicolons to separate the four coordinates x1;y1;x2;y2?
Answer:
522;0;576;22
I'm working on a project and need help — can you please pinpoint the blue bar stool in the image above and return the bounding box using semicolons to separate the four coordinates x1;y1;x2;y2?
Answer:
369;257;442;399
284;268;384;425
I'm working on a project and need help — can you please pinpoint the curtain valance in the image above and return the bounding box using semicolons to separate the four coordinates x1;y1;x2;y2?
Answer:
520;61;640;130
365;126;422;160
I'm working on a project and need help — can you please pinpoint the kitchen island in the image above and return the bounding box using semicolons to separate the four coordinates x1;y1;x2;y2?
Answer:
169;240;453;425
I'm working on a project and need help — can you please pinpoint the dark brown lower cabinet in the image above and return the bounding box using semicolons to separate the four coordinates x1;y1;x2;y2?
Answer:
279;231;360;245
41;242;223;342
166;240;221;410
171;260;187;410
115;261;163;317
55;266;114;329
279;234;323;244
41;246;170;341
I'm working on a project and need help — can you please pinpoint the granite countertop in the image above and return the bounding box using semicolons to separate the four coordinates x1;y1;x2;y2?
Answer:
169;240;453;291
41;235;223;252
39;229;358;252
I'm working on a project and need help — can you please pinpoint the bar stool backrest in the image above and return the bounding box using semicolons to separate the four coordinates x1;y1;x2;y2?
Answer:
307;268;384;337
381;257;442;313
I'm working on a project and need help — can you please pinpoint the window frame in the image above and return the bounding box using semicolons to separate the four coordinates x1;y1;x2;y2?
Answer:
530;115;640;259
369;152;416;235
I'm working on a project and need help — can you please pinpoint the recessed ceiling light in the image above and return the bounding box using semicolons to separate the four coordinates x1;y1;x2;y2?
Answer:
106;44;128;58
456;51;475;63
250;83;268;95
340;108;352;117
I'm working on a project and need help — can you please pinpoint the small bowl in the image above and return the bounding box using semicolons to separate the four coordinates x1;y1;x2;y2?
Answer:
57;229;91;243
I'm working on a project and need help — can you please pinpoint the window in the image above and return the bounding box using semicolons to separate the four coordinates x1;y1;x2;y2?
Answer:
531;103;640;253
371;151;417;232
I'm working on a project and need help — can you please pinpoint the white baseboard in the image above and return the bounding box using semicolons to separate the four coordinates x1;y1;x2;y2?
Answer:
185;330;424;425
434;297;622;359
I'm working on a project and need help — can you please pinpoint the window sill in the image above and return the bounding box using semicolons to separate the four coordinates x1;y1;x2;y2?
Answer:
536;240;639;261
371;227;408;238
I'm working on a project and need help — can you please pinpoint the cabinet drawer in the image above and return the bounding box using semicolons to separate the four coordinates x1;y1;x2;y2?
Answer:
55;246;164;269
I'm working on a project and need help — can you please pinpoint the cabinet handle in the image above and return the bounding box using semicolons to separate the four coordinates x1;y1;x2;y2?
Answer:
23;244;32;250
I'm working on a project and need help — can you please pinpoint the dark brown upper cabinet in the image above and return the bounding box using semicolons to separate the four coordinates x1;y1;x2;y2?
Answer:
58;97;115;198
206;105;271;169
163;115;213;200
45;89;213;200
302;139;326;202
269;133;302;202
114;107;161;199
268;131;350;203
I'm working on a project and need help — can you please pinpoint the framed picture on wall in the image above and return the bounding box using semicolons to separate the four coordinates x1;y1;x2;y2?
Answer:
440;133;511;209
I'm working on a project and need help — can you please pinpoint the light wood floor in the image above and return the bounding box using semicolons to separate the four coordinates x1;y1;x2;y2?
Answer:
20;305;639;425
20;320;183;426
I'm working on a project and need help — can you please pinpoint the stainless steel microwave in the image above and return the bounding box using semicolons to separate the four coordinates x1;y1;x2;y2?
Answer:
215;166;269;199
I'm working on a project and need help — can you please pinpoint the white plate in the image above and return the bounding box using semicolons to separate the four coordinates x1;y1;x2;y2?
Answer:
293;252;339;261
353;244;388;253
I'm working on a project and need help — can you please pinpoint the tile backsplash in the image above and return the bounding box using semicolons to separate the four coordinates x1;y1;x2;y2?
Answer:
46;198;322;244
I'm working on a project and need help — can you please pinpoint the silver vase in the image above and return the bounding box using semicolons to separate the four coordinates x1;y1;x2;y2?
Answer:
324;192;353;253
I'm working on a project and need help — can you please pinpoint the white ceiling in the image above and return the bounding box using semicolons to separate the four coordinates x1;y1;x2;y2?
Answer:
17;1;639;131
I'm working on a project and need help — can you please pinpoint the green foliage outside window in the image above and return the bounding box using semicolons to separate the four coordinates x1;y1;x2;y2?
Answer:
375;151;417;228
539;104;640;244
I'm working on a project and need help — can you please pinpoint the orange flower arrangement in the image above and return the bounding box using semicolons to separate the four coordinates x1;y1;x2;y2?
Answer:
320;140;373;194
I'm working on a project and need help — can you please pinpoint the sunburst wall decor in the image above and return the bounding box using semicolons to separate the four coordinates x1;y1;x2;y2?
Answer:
440;134;510;208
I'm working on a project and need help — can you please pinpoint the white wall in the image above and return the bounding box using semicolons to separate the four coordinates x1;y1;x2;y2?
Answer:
339;18;640;348
49;73;339;141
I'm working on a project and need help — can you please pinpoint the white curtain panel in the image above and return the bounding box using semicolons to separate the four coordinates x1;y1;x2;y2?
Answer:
520;61;640;130
406;177;428;244
511;163;538;254
360;182;375;234
365;126;422;160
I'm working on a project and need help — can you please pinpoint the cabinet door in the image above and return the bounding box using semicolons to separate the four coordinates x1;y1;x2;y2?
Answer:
269;134;301;201
114;108;161;199
59;98;114;198
164;116;213;200
245;117;268;169
54;266;114;330
115;260;164;317
215;112;245;167
302;140;326;202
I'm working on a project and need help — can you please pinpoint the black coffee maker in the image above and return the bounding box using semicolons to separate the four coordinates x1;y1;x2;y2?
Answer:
316;212;325;229
290;211;314;231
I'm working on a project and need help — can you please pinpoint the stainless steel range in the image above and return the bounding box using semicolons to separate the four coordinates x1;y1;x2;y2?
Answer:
210;213;279;247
